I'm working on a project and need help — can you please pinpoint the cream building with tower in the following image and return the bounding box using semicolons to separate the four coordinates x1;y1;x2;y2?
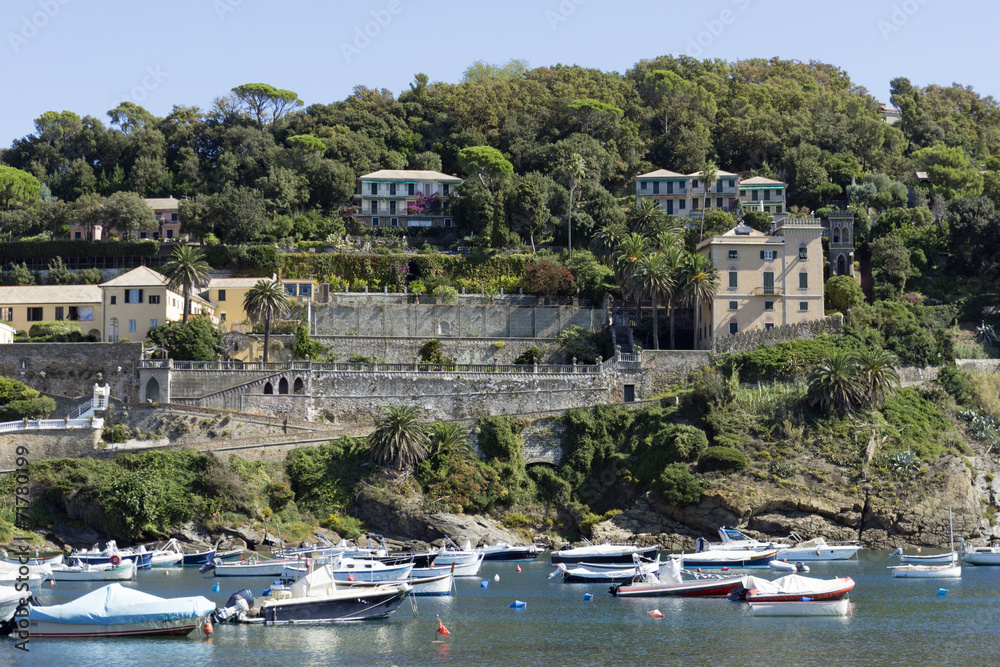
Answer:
695;217;825;350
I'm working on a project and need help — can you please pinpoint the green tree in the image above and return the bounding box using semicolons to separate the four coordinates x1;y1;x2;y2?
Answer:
243;279;292;363
161;245;211;325
853;347;900;409
146;316;222;361
563;153;586;258
0;165;41;210
628;198;666;235
456;146;513;189
807;350;862;412
680;253;719;347
369;405;431;470
0;376;56;421
631;253;674;350
506;177;547;253
826;275;866;316
429;421;475;459
870;235;912;291
292;325;324;360
740;210;772;232
912;142;980;199
231;83;303;134
567;98;623;138
103;190;157;239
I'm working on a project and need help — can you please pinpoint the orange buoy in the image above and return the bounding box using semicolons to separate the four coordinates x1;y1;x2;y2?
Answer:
347;575;354;582
516;565;522;573
49;579;55;586
202;619;213;635
648;609;665;619
165;569;170;576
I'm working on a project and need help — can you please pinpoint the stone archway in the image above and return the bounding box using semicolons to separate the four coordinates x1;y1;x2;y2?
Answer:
293;377;305;394
264;382;273;394
145;377;160;403
278;377;289;394
837;254;846;276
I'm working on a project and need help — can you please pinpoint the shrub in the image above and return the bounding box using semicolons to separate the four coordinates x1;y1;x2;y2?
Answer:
292;326;324;361
28;321;81;339
513;345;547;365
555;325;602;364
321;513;363;540
266;481;295;511
937;364;973;406
418;339;452;364
653;463;704;506
432;285;458;303
521;260;576;298
698;446;749;473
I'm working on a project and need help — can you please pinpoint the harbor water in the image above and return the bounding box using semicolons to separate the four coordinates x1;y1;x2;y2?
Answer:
6;550;1000;666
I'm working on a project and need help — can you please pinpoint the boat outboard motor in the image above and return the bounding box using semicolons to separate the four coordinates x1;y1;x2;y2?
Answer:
794;561;809;573
212;589;254;623
199;557;222;574
696;537;707;553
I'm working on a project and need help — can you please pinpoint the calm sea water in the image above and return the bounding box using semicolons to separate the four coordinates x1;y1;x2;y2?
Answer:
5;551;1000;667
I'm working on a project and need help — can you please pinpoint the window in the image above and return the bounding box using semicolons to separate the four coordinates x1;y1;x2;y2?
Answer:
666;182;673;194
371;217;380;227
110;296;117;305
716;181;723;192
763;189;771;201
704;198;711;209
752;190;759;201
623;385;635;402
128;319;137;333
799;271;808;289
728;250;738;259
140;232;148;239
153;232;160;240
729;319;739;335
799;301;809;312
74;231;81;239
69;306;82;321
443;184;450;196
692;179;699;189
717;197;723;208
775;204;782;214
166;230;173;239
444;218;453;227
761;250;776;261
407;183;415;196
640;181;648;192
390;217;399;227
284;284;297;297
217;290;225;302
728;301;738;311
0;307;12;321
55;307;64;321
389;201;396;214
370;201;378;215
799;245;808;260
299;284;312;297
728;270;737;289
370;183;377;195
765;321;775;331
148;295;160;304
679;199;686;210
764;300;774;311
652;182;660;195
729;179;736;188
125;289;143;304
150;319;158;328
171;213;178;222
763;271;774;295
389;183;396;196
27;308;43;321
692;198;699;209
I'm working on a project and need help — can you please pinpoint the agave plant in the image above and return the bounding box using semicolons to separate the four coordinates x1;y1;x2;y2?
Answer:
889;449;919;475
977;322;998;349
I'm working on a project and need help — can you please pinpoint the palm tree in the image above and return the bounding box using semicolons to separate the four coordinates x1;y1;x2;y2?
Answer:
370;405;431;470
699;160;718;242
807;350;862;412
243;279;292;363
853;347;900;409
161;246;212;324
612;233;649;324
590;221;628;265
681;253;720;348
631;253;674;350
628;198;666;235
659;246;685;350
565;153;586;258
429;421;475;459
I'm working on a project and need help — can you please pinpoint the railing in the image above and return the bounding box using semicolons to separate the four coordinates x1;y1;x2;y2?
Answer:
749;287;783;296
142;360;606;375
0;418;103;432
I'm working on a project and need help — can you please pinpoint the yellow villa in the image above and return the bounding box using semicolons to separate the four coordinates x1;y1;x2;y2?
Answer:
101;266;216;342
695;217;825;349
0;285;104;337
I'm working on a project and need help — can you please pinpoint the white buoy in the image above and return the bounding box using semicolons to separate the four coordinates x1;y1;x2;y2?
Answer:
494;574;500;582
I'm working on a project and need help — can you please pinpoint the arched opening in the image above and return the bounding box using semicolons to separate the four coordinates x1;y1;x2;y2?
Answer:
833;227;840;243
728;317;739;336
108;317;119;342
844;228;850;244
145;377;160;403
837;254;847;276
293;377;304;394
762;269;775;295
87;329;100;340
764;317;775;331
278;377;289;394
263;382;273;395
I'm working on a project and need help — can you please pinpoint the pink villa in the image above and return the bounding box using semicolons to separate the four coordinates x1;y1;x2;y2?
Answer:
71;197;184;241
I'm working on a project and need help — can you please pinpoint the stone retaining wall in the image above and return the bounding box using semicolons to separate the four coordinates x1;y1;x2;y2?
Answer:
0;427;102;471
712;315;843;355
0;342;142;401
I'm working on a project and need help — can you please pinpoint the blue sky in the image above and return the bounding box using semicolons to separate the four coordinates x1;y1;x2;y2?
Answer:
2;0;995;146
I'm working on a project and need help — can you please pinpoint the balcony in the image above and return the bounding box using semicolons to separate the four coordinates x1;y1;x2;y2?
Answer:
750;286;783;296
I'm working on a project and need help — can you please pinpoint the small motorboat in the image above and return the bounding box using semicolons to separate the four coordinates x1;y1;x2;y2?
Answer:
890;563;961;578
549;561;659;584
69;541;153;570
149;539;217;567
481;542;540;561
732;574;856;602
281;556;414;583
699;527;862;561
0;560;52;584
49;559;137;582
887;547;958;566
336;572;455;596
749;598;852;617
769;559;810;573
203;553;304;577
1;551;63;566
0;583;215;638
0;586;25;619
410;558;483;579
255;565;412;624
960;544;1000;566
550;538;659;565
680;549;778;569
611;558;746;598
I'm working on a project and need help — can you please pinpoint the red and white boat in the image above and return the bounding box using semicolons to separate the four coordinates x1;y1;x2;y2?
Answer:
731;574;855;602
611;558;745;598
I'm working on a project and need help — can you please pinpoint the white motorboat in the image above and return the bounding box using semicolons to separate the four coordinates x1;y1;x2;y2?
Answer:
1;551;63;566
749;598;852;617
960;544;1000;566
550;538;659;565
257;565;411;624
549;560;659;583
206;554;305;577
611;558;747;598
735;574;856;602
410;556;484;579
49;559;137;582
281;556;414;583
890;563;961;578
680;549;778;568
338;572;455;596
699;527;862;561
888;547;958;565
0;560;52;584
481;541;540;561
1;583;215;638
69;541;153;569
0;586;25;619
